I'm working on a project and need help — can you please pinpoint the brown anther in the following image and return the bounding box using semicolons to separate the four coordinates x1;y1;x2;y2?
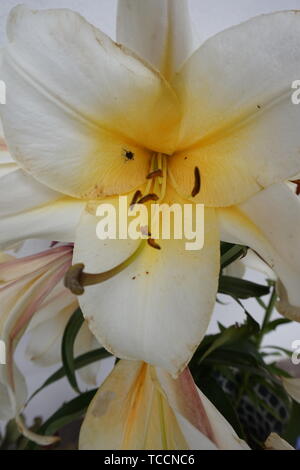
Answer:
138;193;159;204
147;238;161;250
130;190;142;209
291;179;300;196
64;263;85;296
191;167;201;197
146;169;163;179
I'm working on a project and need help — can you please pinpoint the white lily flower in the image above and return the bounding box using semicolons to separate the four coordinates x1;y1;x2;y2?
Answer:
1;2;300;376
79;359;249;450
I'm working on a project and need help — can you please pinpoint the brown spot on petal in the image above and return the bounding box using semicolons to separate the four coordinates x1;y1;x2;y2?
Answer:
92;391;116;418
0;138;7;151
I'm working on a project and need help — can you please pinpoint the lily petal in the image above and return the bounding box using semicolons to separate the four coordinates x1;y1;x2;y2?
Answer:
156;367;249;450
79;360;199;450
0;366;27;422
218;183;300;321
282;377;300;404
117;0;194;79
0;246;73;283
79;360;248;450
25;290;77;366
74;199;219;376
0;120;14;167
1;6;180;199
265;433;294;450
75;323;101;387
170;11;300;207
0;248;71;438
0;166;85;249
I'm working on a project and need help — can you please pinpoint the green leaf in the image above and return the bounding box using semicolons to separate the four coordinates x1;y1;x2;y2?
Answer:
262;345;292;358
256;284;277;346
262;318;292;334
233;298;260;333
200;348;277;383
265;363;292;379
61;308;84;393
29;348;111;401
198;322;258;363
219;276;270;299
42;390;96;436
283;401;300;447
220;243;248;269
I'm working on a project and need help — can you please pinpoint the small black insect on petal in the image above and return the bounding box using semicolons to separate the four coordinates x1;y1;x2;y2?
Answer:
123;149;135;161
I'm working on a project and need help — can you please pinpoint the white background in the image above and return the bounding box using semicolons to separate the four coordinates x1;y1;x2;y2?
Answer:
0;0;300;428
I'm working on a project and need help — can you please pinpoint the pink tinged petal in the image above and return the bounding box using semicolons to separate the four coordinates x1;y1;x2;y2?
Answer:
6;258;71;388
0;248;72;442
155;367;215;441
79;360;248;450
156;367;249;450
117;0;195;79
0;251;14;266
0;118;13;163
0;138;7;152
79;360;208;450
219;183;300;321
0;123;18;176
0;245;73;282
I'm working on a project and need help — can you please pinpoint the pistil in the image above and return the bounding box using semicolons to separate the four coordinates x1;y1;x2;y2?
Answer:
64;240;146;295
